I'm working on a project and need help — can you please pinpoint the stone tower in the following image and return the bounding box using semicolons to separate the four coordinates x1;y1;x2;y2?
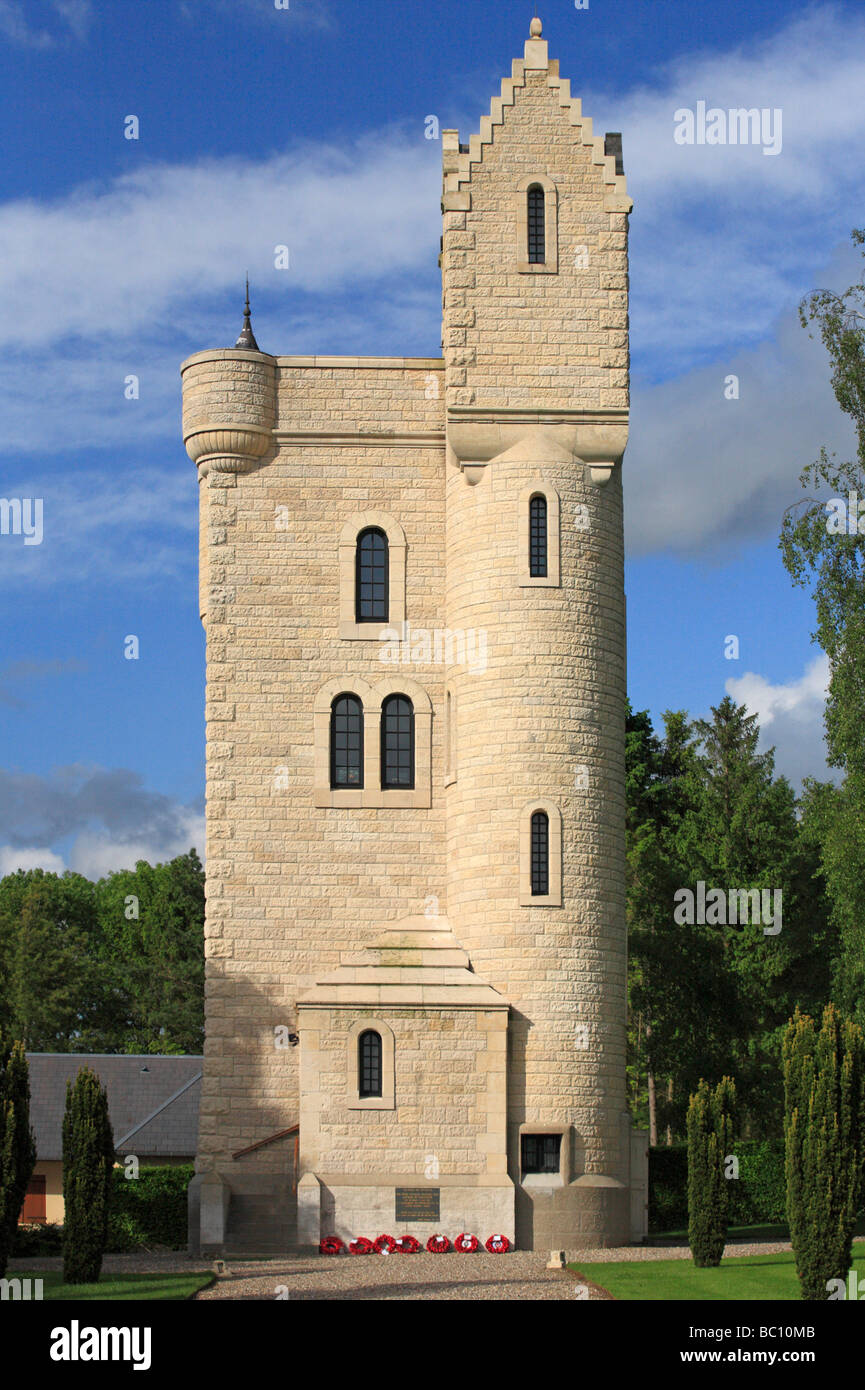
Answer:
182;18;645;1257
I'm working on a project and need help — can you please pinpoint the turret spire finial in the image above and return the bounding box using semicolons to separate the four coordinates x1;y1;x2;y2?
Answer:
234;274;260;352
530;15;542;38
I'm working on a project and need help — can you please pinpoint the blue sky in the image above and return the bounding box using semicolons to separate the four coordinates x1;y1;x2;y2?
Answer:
0;0;861;875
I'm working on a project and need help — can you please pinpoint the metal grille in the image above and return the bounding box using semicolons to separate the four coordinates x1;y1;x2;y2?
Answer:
330;694;364;788
355;527;389;622
529;494;548;576
358;1030;382;1098
530;810;549;896
521;1133;561;1175
381;695;414;789
527;185;545;264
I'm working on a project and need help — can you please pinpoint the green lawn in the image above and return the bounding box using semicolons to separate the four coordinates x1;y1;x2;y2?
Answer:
12;1271;213;1302
571;1240;865;1301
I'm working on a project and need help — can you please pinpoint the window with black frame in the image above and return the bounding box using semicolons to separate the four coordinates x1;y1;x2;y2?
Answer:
358;1029;382;1098
521;1133;561;1175
527;184;545;264
530;809;549;895
330;694;364;788
529;494;548;577
355;527;389;622
381;694;414;789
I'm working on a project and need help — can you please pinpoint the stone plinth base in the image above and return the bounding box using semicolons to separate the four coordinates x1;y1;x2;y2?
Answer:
516;1174;629;1251
298;1172;515;1249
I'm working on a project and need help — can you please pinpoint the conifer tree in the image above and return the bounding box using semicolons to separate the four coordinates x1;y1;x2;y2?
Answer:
62;1066;115;1284
0;1039;36;1277
687;1076;735;1267
784;1004;865;1299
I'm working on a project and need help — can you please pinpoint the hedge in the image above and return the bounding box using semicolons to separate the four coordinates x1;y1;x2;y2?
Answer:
12;1164;194;1256
650;1141;787;1232
107;1164;194;1251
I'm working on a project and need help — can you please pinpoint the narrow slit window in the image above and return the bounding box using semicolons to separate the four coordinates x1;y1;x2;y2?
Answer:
527;184;545;264
530;810;549;896
529;495;548;577
355;527;389;623
381;695;415;790
358;1030;382;1098
330;694;364;789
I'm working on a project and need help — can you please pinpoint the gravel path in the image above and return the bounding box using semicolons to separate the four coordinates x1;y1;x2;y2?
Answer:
9;1238;797;1300
193;1252;595;1301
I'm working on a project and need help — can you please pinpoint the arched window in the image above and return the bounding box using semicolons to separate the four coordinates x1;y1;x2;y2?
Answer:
529;495;548;577
527;184;545;264
530;810;549;896
330;694;364;789
355;527;389;623
358;1030;382;1098
381;695;414;789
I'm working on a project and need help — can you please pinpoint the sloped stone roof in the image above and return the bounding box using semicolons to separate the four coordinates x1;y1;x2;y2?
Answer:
297;916;509;1010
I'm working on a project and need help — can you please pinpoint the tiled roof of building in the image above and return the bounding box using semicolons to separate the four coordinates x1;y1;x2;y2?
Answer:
25;1054;202;1161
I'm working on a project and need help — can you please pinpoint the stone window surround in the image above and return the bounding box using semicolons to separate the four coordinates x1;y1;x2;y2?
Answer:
346;1018;395;1111
339;512;407;640
516;174;558;274
519;798;563;906
518;1122;572;1186
518;481;561;587
314;675;432;808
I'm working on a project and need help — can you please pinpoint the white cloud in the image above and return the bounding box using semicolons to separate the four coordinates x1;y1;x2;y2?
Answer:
0;136;439;356
623;235;861;558
0;765;205;879
726;654;834;788
0;846;66;875
67;811;206;879
0;466;198;589
583;5;865;369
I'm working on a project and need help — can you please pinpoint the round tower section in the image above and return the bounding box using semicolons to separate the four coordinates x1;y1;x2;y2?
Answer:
181;347;277;624
444;431;629;1251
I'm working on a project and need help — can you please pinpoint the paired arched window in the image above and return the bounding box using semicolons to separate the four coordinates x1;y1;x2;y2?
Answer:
358;1029;382;1098
527;184;546;264
327;692;416;792
330;694;364;789
355;527;389;623
530;810;550;897
381;695;414;789
529;494;548;577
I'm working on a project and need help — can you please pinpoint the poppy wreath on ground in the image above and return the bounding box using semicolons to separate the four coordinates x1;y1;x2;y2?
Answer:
348;1237;375;1255
485;1234;510;1254
373;1234;397;1254
426;1234;450;1253
453;1232;479;1253
394;1234;422;1253
320;1236;344;1255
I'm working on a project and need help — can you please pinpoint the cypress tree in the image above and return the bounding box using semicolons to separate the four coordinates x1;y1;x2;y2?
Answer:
784;1004;865;1300
61;1066;115;1284
687;1076;736;1267
0;1038;36;1277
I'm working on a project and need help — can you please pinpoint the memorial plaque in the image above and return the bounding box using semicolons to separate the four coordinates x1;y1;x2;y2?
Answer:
395;1187;440;1222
